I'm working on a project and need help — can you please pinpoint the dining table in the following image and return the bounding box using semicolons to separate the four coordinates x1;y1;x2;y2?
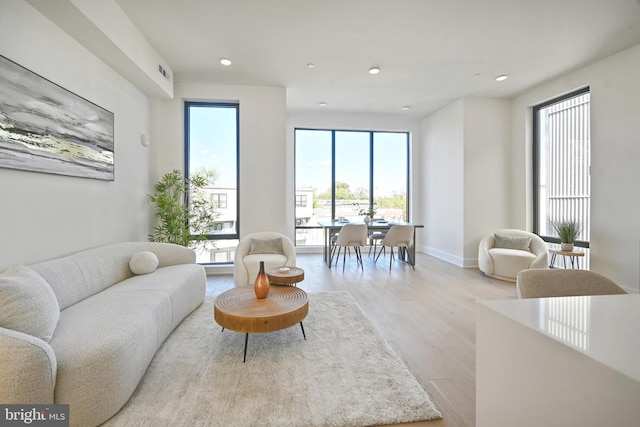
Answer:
318;220;423;268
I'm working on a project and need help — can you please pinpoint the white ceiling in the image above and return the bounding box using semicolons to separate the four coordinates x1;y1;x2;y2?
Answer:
115;0;640;118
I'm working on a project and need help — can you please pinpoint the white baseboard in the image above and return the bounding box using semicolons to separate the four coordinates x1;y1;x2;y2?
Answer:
422;246;464;267
421;245;478;269
204;245;480;275
295;245;323;254
204;264;232;276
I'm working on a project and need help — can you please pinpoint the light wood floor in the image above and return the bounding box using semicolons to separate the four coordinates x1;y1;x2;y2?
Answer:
206;252;516;427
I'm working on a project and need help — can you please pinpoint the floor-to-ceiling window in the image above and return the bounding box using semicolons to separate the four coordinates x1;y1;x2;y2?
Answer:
185;101;239;263
533;88;590;267
294;128;409;246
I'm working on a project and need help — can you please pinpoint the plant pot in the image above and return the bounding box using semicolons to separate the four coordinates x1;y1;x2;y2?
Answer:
560;242;574;252
364;216;371;224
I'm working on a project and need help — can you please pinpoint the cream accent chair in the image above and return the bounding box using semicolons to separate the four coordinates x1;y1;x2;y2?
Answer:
478;229;548;282
233;232;296;286
374;224;415;271
331;223;368;271
516;269;627;299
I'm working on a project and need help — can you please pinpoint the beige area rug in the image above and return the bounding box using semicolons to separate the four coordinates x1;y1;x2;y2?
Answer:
103;291;442;426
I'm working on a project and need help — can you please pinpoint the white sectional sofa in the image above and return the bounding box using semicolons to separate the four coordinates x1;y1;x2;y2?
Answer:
0;242;206;427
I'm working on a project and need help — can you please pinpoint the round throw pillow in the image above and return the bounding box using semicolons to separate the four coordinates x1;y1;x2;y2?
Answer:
129;251;159;275
0;264;60;342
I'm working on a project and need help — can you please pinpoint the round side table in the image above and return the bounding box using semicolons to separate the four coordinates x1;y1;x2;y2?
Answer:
266;266;305;286
549;248;585;269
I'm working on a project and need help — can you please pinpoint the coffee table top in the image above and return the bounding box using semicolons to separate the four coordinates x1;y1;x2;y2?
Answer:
266;266;304;285
214;286;308;334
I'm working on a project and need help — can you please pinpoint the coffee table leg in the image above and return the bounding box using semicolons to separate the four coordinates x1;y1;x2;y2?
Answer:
300;322;306;340
243;333;249;363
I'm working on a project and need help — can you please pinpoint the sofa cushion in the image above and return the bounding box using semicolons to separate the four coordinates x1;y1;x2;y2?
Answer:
129;251;159;275
49;263;205;427
0;265;60;342
249;238;283;254
51;288;172;426
494;234;532;251
30;242;196;311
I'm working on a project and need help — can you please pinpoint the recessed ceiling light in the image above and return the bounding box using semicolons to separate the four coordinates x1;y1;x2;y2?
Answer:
220;58;232;66
307;63;315;69
319;101;327;106
402;106;411;110
369;67;380;75
495;74;508;81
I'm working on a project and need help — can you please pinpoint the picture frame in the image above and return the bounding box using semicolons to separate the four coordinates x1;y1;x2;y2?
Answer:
0;55;114;180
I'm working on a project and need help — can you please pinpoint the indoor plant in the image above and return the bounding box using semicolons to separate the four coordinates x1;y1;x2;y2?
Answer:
552;220;582;251
353;202;377;223
148;168;217;248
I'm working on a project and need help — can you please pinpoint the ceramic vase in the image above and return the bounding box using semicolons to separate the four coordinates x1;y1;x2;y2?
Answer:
254;261;270;299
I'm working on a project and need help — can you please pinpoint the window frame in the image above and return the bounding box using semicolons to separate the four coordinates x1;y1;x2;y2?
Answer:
294;127;410;242
532;86;590;248
184;101;240;246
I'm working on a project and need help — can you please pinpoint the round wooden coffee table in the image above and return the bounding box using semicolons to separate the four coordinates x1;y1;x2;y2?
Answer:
214;285;308;362
266;266;305;286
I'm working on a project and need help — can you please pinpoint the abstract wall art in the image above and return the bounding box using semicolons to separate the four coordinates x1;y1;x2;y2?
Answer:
0;55;114;180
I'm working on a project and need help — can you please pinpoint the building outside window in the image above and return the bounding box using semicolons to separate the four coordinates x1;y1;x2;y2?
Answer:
294;128;409;246
185;102;239;264
212;193;228;209
296;194;307;207
533;88;590;267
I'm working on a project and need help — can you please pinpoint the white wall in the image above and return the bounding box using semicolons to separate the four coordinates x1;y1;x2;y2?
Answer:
421;100;465;264
0;0;151;271
151;82;288;238
287;111;422;246
511;43;640;291
421;98;511;267
463;98;511;264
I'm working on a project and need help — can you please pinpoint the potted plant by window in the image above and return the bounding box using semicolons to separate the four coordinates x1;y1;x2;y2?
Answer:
148;168;218;248
552;220;582;251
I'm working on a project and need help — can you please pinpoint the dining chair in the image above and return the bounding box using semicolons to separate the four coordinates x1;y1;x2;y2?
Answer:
331;223;368;271
374;224;415;271
368;231;386;256
516;269;627;298
367;218;388;256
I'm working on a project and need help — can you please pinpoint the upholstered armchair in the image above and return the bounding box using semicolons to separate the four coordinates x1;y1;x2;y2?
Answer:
478;229;548;282
233;232;296;286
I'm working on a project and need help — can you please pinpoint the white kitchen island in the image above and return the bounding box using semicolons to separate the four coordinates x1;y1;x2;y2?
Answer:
476;294;640;427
